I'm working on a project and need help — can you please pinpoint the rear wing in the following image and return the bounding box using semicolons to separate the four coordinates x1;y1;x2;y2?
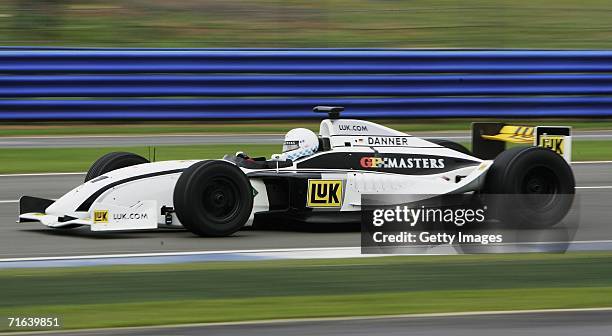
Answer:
472;122;571;163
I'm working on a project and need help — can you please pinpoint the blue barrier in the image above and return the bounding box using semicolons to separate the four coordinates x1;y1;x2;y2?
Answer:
2;74;612;97
1;49;612;119
1;97;611;119
3;50;612;73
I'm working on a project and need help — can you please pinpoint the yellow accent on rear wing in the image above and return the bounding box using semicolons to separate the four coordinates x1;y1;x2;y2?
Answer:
472;122;572;163
481;125;535;144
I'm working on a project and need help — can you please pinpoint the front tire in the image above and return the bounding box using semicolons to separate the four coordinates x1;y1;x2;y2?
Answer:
173;160;253;237
85;152;149;182
483;146;575;228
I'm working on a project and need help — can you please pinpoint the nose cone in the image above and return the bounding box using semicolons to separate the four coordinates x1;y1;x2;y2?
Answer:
45;177;111;218
44;159;201;218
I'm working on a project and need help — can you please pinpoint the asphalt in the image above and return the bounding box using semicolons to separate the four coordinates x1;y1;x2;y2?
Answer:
1;130;612;148
9;310;612;336
0;163;610;259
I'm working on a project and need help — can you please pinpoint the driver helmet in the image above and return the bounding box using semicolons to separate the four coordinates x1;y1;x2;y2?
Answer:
281;128;319;161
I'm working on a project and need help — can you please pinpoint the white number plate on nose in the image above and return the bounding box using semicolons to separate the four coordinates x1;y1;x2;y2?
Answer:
90;200;158;231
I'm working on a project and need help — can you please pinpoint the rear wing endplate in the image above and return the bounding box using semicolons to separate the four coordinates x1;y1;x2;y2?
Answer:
472;123;571;163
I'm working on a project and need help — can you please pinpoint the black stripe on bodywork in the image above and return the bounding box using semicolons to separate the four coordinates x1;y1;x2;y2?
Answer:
75;169;184;212
297;152;479;175
247;171;323;179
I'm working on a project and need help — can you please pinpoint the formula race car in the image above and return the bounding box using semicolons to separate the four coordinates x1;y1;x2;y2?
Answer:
18;106;575;236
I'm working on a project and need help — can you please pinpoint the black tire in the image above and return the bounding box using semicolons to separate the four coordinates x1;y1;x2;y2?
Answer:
428;138;471;156
173;160;253;237
85;152;150;182
483;146;575;228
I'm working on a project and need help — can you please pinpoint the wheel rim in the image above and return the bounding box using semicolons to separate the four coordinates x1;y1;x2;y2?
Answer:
202;176;241;222
521;165;559;209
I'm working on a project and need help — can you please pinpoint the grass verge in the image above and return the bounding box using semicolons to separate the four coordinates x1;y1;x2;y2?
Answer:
1;119;612;137
0;140;609;174
0;144;277;174
4;0;612;49
1;253;612;331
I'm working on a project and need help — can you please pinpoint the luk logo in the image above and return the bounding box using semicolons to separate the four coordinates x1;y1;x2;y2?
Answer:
113;213;148;220
539;136;565;155
338;124;368;132
307;180;343;207
93;210;108;223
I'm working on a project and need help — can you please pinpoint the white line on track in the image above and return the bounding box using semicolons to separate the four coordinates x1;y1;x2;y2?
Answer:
0;200;18;204
572;160;612;164
3;307;612;336
3;240;612;263
440;135;612;141
0;133;284;140
576;186;612;189
0;246;359;263
0;172;84;177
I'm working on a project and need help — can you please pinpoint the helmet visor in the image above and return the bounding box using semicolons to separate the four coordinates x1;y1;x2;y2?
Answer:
282;140;300;153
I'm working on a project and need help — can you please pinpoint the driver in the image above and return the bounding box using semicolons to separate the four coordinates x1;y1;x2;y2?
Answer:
237;128;318;163
277;128;319;161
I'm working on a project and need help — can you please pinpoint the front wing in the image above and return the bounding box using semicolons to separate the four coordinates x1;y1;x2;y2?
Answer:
18;196;158;231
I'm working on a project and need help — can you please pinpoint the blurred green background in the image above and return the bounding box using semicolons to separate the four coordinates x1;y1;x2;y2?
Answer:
3;253;612;331
2;0;612;48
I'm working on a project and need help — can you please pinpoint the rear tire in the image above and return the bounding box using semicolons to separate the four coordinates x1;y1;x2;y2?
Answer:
428;139;471;155
85;152;149;182
173;160;253;237
483;146;575;228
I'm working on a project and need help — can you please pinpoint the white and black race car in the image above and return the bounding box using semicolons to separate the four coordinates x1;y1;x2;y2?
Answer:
18;107;575;236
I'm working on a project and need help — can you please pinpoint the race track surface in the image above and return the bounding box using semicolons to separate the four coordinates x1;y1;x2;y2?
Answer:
0;163;610;259
1;130;611;148
11;310;612;336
